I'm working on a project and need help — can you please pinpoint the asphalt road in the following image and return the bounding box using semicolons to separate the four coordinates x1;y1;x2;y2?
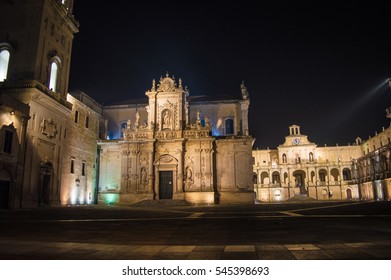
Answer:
0;200;390;259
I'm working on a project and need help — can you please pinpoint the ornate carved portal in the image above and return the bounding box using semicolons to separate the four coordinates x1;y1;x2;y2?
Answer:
154;154;179;200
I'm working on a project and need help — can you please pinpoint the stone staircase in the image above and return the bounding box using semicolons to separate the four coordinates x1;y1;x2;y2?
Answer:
287;194;317;202
131;199;192;207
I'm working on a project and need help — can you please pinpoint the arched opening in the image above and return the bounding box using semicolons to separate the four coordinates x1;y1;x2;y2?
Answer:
272;171;280;184
48;61;59;92
309;152;314;162
293;170;306;194
283;172;288;184
310;171;315;183
260;171;269;184
319;169;327;183
343;168;352;181
330;168;339;182
0;49;10;82
282;154;287;163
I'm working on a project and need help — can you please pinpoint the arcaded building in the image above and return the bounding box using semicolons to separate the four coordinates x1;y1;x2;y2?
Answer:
98;75;255;205
253;120;391;202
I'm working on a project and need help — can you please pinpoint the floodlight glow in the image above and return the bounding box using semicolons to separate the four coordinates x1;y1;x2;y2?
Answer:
103;193;119;204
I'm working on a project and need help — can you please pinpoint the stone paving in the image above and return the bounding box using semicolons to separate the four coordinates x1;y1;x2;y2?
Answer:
1;239;390;260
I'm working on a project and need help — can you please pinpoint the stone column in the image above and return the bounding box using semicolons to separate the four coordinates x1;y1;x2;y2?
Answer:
148;150;154;194
177;148;184;193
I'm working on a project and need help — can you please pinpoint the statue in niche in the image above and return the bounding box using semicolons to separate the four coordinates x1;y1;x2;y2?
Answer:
162;110;172;129
140;167;148;187
185;166;193;187
126;119;131;129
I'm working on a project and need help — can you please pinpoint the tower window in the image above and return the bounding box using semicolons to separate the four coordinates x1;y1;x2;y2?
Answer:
0;49;10;82
48;61;59;92
85;116;89;128
3;130;13;154
82;161;86;176
225;118;234;135
74;111;79;123
70;158;74;174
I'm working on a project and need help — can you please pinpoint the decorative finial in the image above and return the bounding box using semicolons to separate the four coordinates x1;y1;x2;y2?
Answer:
179;78;182;88
152;79;156;91
166;71;169;77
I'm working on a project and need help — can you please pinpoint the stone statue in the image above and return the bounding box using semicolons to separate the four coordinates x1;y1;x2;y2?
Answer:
140;168;147;186
135;111;140;128
204;116;210;127
186;167;192;181
163;111;172;129
126;119;131;129
241;81;249;99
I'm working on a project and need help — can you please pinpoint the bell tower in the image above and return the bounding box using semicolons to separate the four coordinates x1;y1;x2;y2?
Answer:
0;0;79;100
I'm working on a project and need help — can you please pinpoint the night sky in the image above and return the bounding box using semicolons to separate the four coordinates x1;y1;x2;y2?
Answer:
69;1;391;149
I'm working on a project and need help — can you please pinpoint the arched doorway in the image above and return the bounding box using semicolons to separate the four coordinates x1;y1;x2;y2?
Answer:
293;170;307;194
39;160;53;206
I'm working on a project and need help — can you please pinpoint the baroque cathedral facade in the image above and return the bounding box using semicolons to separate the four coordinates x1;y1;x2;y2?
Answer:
98;75;254;205
0;0;390;209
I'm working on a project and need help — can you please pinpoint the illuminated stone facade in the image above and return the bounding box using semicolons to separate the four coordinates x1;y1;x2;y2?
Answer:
1;0;389;208
355;107;391;200
0;94;29;209
98;75;255;205
0;0;83;207
253;121;391;202
60;91;106;205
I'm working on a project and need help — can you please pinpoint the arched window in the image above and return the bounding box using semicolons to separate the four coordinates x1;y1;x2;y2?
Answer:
0;49;10;82
48;61;59;92
282;154;287;163
319;169;327;182
225;118;234;135
343;168;352;181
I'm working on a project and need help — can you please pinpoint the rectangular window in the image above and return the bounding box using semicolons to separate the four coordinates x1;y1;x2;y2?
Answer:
3;130;13;154
225;119;234;135
74;111;79;123
70;159;74;174
85;116;89;128
82;161;85;176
